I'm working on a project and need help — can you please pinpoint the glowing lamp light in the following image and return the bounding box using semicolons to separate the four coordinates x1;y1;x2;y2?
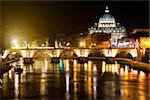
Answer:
12;39;18;44
11;39;19;48
80;41;86;48
140;49;143;53
80;42;84;47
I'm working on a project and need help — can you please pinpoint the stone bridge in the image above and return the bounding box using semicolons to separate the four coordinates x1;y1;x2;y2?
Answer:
2;47;143;60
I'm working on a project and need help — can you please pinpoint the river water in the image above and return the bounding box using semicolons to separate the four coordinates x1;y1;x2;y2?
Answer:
0;58;149;100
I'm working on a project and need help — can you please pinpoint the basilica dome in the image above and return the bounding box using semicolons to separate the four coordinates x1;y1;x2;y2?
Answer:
99;13;115;22
98;6;116;28
88;5;126;35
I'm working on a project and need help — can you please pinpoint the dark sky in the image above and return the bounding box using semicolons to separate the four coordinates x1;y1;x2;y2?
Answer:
0;1;149;48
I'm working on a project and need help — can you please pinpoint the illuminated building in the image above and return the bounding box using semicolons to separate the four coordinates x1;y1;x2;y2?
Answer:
88;6;126;47
139;37;150;48
91;33;111;48
117;38;139;48
78;35;87;48
132;29;150;34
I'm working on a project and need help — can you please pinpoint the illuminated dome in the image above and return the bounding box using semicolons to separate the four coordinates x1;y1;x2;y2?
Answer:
99;14;115;22
89;5;126;35
98;6;116;27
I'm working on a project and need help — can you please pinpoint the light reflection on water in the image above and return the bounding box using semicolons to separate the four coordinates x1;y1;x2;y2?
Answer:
14;74;19;99
1;58;149;100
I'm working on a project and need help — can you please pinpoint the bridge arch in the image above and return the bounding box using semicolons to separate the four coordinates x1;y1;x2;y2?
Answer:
33;50;51;59
59;50;77;58
88;50;105;57
115;51;134;59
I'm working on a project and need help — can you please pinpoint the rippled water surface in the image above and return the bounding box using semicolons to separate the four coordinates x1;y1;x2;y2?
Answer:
0;58;149;100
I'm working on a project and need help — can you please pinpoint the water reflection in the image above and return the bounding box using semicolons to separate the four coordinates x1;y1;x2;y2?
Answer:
66;72;70;100
1;58;149;100
93;76;97;100
14;74;20;98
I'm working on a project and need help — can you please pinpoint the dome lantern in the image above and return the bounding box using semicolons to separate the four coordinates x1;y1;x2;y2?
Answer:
105;6;109;13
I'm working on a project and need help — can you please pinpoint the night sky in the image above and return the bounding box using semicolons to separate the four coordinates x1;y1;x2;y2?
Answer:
1;1;149;48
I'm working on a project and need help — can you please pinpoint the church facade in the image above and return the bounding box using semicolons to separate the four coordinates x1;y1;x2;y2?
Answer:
88;6;126;47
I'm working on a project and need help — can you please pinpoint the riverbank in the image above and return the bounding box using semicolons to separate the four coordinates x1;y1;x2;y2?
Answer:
115;58;150;72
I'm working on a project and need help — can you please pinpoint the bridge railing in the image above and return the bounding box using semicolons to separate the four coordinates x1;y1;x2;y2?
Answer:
11;47;54;50
10;46;138;50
